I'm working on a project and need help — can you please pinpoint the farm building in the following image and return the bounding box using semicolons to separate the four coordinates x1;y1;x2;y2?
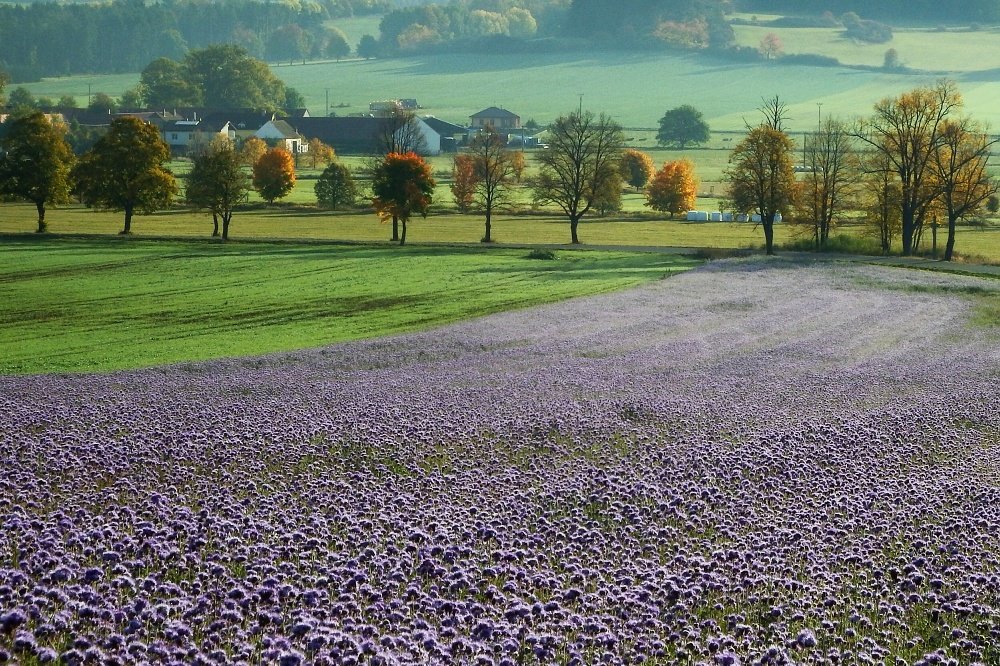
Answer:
470;107;520;130
287;116;442;155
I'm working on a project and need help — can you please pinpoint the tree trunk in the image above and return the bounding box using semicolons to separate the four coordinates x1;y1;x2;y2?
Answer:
391;215;399;242
901;210;915;256
483;209;492;243
121;207;133;235
222;213;232;240
763;219;775;255
943;215;957;262
35;201;47;233
570;216;580;244
399;218;407;246
212;213;220;237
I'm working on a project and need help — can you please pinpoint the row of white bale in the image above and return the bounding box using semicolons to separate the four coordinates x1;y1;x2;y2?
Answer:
685;211;784;223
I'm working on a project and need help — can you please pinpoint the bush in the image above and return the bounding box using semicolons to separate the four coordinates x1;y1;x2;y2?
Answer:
526;248;557;260
781;233;882;255
781;53;841;67
843;17;893;43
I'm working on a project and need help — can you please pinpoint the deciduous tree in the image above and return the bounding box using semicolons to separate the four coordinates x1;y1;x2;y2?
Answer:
861;152;902;255
185;137;250;239
470;128;515;242
930;118;998;261
239;137;268;167
759;32;783;60
72;117;177;234
726;126;796;255
450;154;477;213
854;80;962;255
620;149;655;191
797;117;856;249
252;147;296;204
315;161;357;210
510;151;526;183
532;110;624;244
646;159;698;218
0;112;75;233
656;105;710;149
371;151;435;246
184;44;286;112
140;57;200;109
307;138;336;168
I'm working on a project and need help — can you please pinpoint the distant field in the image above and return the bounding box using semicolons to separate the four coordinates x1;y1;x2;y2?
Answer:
0;237;698;373
22;49;1000;133
732;23;1000;73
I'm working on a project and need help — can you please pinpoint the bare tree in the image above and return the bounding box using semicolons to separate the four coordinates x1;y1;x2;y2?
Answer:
756;95;790;132
799;117;857;249
375;105;428;156
532;110;624;244
470;126;515;243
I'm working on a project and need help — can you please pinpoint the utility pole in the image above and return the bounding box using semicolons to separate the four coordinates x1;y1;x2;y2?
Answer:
325;88;330;117
816;102;823;132
578;93;583;115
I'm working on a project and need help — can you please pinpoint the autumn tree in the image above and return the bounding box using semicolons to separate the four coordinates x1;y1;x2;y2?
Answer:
450;154;478;213
239;137;268;167
532;110;624;244
759;32;783;60
646;159;698;218
0;112;75;233
510;151;526;182
315;161;357;210
861;152;902;254
797;118;857;249
307;138;336;169
252;147;296;204
930;118;998;261
726;126;797;255
371;151;435;246
72;117;177;234
657;105;710;149
185;137;250;239
470;128;516;242
854;80;962;255
620;149;655;191
593;171;623;217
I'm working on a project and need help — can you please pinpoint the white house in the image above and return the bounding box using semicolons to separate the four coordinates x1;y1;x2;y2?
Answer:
255;120;307;154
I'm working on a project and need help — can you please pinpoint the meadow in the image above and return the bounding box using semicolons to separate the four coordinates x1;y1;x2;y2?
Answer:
3;258;999;664
0;236;699;374
21;46;1000;133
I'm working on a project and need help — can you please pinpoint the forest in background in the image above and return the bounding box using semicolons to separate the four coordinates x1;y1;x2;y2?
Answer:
3;0;1000;83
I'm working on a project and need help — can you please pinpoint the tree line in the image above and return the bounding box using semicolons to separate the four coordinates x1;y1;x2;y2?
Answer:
0;0;383;82
1;82;995;259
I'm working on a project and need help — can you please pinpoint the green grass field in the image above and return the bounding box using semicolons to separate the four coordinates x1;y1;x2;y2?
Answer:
22;46;1000;134
0;236;699;374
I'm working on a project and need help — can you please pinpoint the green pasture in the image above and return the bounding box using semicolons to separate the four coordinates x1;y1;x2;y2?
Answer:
4;197;999;262
0;237;698;374
732;23;1000;74
22;48;1000;133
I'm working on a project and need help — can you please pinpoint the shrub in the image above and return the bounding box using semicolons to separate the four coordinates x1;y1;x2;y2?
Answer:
526;248;556;260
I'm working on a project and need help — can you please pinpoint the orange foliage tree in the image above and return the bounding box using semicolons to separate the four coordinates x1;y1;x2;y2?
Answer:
450;154;478;213
510;151;526;183
252;147;296;203
620;148;655;191
371;151;435;246
645;159;698;218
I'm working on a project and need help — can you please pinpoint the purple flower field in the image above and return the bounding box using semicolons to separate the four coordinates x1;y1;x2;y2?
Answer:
2;259;999;665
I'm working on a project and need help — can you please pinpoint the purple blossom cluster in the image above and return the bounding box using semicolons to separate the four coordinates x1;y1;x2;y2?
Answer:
2;260;999;665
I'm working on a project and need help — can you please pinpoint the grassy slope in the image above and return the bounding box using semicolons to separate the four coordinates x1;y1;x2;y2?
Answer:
0;237;699;374
22;46;1000;133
